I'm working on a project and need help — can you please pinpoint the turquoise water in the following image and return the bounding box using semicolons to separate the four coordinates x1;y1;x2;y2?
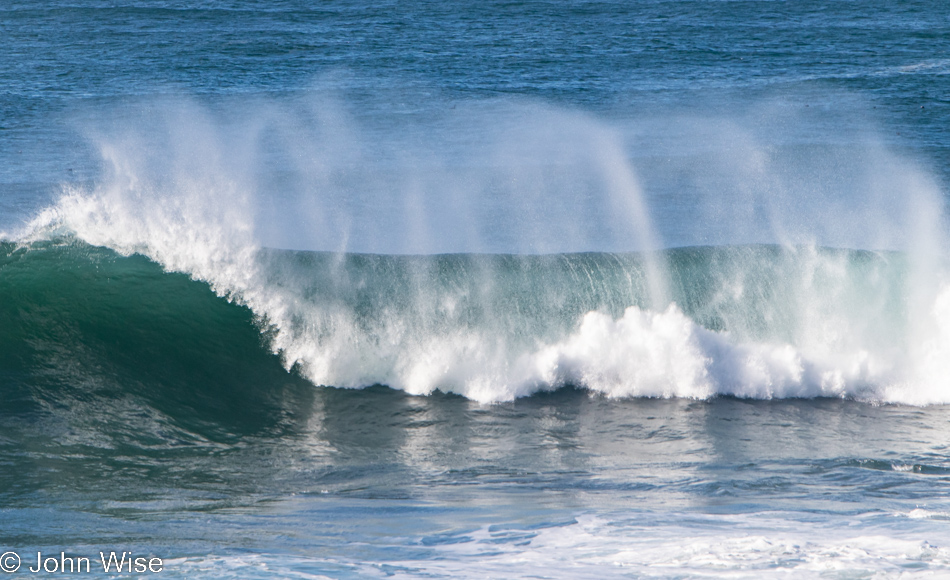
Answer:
3;1;950;577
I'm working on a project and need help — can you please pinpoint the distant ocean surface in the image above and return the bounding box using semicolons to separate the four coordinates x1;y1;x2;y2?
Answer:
3;1;950;578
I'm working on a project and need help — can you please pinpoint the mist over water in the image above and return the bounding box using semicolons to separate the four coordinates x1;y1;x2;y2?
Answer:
32;91;947;255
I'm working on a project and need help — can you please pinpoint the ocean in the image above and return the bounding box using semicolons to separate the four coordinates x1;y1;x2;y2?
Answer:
2;1;950;577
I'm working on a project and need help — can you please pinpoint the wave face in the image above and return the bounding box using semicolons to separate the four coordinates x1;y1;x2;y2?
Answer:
5;236;950;405
0;240;315;437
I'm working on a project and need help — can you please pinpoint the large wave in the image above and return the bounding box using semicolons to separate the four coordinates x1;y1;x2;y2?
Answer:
4;96;950;404
4;236;950;404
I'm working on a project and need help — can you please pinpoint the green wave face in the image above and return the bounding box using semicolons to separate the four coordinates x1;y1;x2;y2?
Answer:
0;241;316;442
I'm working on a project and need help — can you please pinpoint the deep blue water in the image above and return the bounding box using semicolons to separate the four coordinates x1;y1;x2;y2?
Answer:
3;1;950;577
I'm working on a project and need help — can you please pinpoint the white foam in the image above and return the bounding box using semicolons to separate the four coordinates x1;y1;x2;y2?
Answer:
20;181;950;404
20;179;950;404
529;305;883;401
159;513;950;579
14;97;950;405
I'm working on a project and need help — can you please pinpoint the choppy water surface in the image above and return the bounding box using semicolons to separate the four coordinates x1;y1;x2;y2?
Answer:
5;382;950;578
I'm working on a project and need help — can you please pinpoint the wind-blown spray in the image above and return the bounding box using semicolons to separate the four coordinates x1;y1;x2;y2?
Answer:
10;95;950;403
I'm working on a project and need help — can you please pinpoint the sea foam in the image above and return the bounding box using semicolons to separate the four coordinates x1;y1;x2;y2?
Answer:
11;96;950;404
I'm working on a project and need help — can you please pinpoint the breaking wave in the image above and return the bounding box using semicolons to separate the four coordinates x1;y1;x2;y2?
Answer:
5;234;950;404
4;96;950;404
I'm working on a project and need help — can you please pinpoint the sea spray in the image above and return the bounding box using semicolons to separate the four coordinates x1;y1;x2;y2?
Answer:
8;95;950;403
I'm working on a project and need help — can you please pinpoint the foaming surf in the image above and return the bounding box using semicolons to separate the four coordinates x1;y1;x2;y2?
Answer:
161;512;950;579
6;94;950;404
